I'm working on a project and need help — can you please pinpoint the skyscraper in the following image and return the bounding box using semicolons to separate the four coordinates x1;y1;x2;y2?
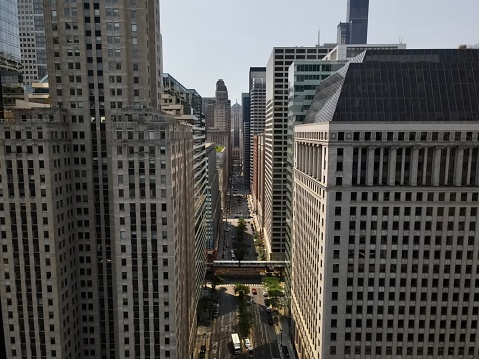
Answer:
292;49;479;359
264;46;334;260
242;92;251;189
231;101;242;164
206;80;231;152
161;72;208;305
0;2;200;359
0;0;23;118
337;0;370;44
205;142;221;250
249;67;266;189
205;80;231;181
17;0;47;87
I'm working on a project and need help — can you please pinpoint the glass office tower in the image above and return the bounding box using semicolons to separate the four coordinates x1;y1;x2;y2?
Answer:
0;0;23;118
337;0;370;44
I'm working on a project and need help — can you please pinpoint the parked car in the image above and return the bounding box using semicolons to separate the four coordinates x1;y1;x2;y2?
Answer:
263;291;268;297
200;345;206;353
282;345;290;357
251;288;257;295
265;306;272;313
244;338;251;348
268;317;274;326
264;299;271;307
248;349;254;358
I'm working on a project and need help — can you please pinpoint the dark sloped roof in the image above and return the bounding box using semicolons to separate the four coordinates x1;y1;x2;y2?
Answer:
304;49;479;123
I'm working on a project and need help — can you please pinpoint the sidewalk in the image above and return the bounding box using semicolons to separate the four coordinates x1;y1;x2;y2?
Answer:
275;314;296;359
193;286;212;359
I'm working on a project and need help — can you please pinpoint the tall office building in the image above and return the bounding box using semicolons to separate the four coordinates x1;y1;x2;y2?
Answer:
17;0;47;87
202;97;215;132
205;142;221;250
0;4;23;356
231;101;242;164
264;46;334;260
205;80;231;185
292;49;479;359
0;0;23;118
337;0;370;44
242;92;251;189
161;73;208;310
205;80;231;155
0;2;200;359
252;134;266;234
249;67;266;189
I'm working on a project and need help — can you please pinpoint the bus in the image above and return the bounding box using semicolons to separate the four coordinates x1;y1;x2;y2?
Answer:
231;333;241;355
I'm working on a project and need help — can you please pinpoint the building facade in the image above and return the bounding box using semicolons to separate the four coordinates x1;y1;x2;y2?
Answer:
252;134;265;236
264;46;334;260
231;101;242;164
249;67;266;190
216;146;229;214
17;0;47;87
202;97;215;132
161;73;207;312
0;0;23;118
205;80;231;172
291;49;479;359
287;60;346;125
0;2;201;359
205;143;221;250
242;92;251;189
337;0;370;44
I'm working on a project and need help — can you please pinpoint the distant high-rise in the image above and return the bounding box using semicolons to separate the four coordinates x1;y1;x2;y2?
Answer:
17;0;47;86
337;0;369;44
231;102;242;164
242;93;251;189
214;79;230;131
0;0;23;118
292;49;479;359
205;80;231;176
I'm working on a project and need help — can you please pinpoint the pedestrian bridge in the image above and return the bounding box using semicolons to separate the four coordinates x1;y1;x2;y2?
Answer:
211;260;289;268
208;260;289;276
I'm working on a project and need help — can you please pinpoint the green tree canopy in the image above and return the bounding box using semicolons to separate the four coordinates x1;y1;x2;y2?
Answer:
233;284;250;298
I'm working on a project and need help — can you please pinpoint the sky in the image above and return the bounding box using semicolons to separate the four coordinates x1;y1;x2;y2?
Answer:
161;0;479;103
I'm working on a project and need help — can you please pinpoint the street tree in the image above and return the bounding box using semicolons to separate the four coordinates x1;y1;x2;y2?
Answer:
233;241;248;260
238;307;253;338
262;277;282;308
210;274;224;290
233;283;250;299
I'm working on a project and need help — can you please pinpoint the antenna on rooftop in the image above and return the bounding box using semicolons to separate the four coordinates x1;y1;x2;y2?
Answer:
317;27;321;46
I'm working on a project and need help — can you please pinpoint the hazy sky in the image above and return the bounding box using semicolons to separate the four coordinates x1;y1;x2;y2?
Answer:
161;0;479;103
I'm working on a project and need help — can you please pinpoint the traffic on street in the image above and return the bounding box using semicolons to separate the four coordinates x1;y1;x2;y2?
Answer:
200;284;282;359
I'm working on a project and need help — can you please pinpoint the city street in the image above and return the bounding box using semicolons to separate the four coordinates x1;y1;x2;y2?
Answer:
218;165;256;261
198;284;282;359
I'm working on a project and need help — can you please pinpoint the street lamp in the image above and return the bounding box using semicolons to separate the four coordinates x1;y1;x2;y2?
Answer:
280;328;283;346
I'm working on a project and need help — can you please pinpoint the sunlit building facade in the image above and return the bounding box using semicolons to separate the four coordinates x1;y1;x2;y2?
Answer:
292;49;479;359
